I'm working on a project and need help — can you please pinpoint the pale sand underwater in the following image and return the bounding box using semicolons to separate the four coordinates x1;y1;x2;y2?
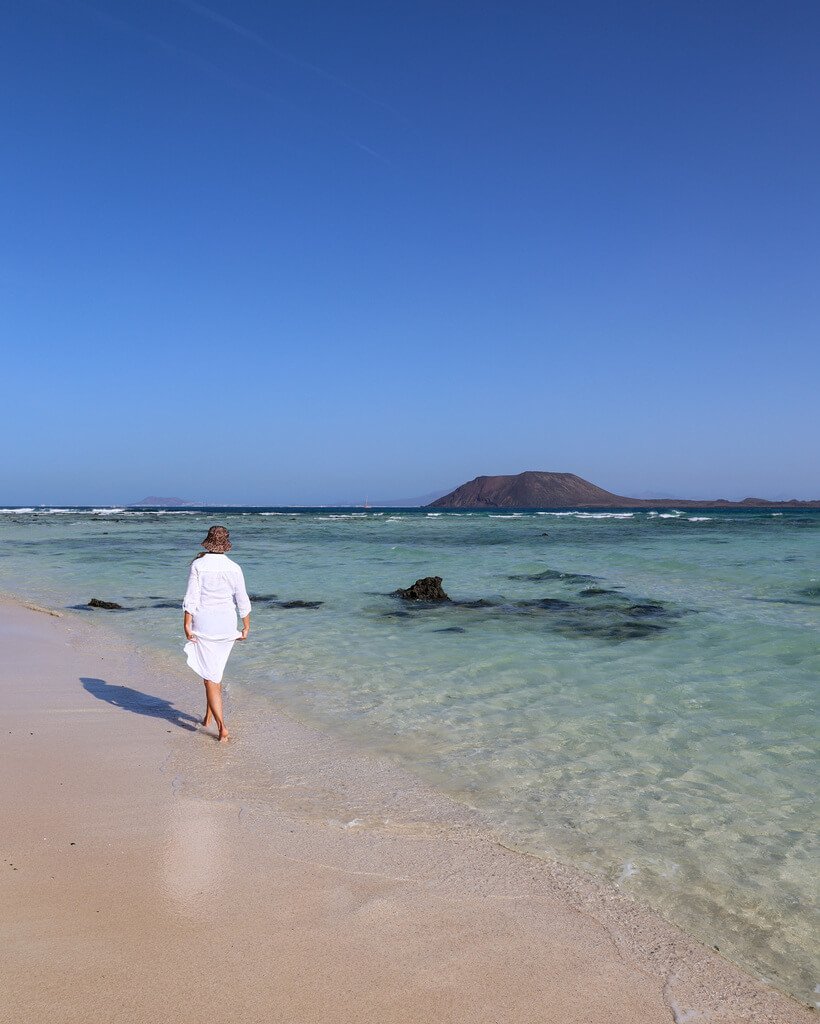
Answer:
1;596;813;1023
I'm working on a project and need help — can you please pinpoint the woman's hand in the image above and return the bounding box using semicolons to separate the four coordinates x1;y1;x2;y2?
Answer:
238;625;250;640
184;611;196;642
185;630;197;642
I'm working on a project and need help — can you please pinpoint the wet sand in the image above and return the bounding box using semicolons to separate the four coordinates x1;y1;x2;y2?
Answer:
1;597;812;1023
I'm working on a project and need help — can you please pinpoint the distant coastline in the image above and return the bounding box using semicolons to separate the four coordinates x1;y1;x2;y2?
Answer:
130;496;197;507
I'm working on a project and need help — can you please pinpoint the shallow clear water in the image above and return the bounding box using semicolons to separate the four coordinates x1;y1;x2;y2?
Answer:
1;505;817;1001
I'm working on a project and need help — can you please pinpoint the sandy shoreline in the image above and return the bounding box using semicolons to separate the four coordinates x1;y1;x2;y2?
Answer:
1;596;812;1023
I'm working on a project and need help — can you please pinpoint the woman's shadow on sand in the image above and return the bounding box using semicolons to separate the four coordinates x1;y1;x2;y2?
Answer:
80;677;198;731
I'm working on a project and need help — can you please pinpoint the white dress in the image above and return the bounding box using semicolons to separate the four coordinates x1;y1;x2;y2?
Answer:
182;553;251;683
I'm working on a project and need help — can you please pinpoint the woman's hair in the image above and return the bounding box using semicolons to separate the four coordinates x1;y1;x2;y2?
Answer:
191;551;208;563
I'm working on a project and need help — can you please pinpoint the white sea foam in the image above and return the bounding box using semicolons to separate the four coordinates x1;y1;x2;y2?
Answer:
617;860;639;883
536;511;633;519
666;1001;704;1023
687;517;712;522
573;512;634;519
0;508;35;514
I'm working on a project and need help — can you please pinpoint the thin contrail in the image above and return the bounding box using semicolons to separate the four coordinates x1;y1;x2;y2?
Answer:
171;0;404;119
56;0;391;164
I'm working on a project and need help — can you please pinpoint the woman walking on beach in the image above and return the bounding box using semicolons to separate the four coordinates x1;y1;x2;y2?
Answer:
182;526;251;742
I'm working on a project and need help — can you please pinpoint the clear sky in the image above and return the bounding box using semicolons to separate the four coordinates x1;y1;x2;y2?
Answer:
2;0;818;504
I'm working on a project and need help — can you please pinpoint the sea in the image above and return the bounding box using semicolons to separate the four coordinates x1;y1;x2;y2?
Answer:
0;504;817;1003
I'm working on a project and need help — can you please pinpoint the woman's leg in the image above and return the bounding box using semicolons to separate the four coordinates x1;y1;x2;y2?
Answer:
202;682;213;727
204;679;228;741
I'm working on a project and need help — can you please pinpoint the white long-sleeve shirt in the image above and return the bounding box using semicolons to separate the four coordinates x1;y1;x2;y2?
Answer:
182;553;252;618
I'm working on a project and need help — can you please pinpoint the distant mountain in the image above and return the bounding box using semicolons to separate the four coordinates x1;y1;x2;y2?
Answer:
428;472;820;509
131;496;194;507
370;488;452;507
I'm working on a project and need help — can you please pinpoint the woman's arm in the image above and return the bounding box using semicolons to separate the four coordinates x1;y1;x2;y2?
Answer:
233;567;252;639
184;610;196;642
182;562;200;640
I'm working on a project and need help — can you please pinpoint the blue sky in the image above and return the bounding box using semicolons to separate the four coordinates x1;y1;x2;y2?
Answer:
2;0;818;504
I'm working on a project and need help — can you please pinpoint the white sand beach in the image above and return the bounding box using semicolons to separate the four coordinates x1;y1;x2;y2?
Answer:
1;596;813;1024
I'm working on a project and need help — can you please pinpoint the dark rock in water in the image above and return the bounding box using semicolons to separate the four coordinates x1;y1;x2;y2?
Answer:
563;620;666;641
798;584;820;600
378;574;685;644
627;603;667;617
507;568;600;584
88;598;123;610
517;597;574;610
515;591;681;641
151;601;179;609
393;576;451;602
247;593;323;608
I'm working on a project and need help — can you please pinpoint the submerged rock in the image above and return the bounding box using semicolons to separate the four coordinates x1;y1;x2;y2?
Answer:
88;598;123;610
380;576;686;643
247;594;322;608
393;576;451;602
626;603;667;617
516;597;574;610
507;568;600;584
561;619;667;641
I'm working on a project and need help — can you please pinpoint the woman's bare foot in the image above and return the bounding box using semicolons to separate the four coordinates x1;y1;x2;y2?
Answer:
218;727;230;743
202;711;212;727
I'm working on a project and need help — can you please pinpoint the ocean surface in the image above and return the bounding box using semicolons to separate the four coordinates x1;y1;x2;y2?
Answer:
1;505;817;1002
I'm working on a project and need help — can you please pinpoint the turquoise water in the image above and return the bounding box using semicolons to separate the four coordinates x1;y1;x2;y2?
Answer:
1;505;817;1001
